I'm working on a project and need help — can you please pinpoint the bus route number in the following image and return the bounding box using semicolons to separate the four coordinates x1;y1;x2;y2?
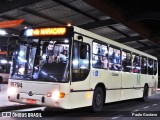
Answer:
10;82;23;88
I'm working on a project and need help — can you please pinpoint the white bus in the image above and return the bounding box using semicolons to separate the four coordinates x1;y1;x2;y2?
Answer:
8;26;158;111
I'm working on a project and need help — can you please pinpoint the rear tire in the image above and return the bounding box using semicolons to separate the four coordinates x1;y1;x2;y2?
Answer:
141;85;148;101
92;87;104;112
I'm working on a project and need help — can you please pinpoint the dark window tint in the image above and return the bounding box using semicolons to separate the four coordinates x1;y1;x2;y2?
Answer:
154;61;157;75
72;41;90;82
92;42;108;69
148;59;153;75
122;51;131;72
109;47;121;71
132;54;140;73
141;57;147;74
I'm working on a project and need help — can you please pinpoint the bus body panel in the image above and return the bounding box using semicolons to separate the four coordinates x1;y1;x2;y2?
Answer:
106;70;121;102
8;79;70;109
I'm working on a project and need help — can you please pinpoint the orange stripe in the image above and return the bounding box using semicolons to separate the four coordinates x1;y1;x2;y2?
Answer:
0;19;24;28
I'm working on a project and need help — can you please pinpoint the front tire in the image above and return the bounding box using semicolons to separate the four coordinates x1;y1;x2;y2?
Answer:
92;87;104;112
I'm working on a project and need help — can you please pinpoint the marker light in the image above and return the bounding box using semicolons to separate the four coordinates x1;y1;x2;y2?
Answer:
7;87;17;96
0;59;7;64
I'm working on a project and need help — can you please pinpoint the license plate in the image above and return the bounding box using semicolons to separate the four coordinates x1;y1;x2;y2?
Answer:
26;99;36;104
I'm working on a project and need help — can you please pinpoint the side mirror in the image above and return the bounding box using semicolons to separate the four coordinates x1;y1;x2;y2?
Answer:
80;44;87;59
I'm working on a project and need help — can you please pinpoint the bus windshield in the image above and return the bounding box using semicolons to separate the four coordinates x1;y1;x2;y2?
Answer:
11;38;70;82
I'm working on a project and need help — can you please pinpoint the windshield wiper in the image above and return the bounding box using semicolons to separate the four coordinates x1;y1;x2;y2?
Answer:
49;75;58;81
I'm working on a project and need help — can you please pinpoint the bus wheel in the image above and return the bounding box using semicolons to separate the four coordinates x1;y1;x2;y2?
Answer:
92;87;104;112
142;85;148;101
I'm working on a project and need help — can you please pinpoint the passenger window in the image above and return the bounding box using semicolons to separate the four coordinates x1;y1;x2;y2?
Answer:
132;54;140;73
109;47;121;71
72;41;90;82
141;57;147;74
122;51;131;72
154;61;157;75
148;59;153;75
92;42;108;69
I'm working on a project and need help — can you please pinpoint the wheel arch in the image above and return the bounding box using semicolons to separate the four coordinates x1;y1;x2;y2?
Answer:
94;82;106;104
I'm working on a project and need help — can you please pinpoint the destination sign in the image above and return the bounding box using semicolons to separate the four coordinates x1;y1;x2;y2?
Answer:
21;26;73;38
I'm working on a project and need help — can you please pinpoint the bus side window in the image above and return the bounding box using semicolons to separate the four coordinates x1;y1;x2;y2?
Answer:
148;59;153;75
109;47;121;71
122;51;131;72
141;57;147;74
92;42;108;69
132;54;140;73
72;41;90;82
154;61;157;75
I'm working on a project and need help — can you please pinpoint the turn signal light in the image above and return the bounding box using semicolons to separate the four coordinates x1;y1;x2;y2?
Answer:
59;92;65;98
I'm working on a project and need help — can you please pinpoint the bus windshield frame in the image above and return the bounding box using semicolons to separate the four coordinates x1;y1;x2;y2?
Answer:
10;37;72;83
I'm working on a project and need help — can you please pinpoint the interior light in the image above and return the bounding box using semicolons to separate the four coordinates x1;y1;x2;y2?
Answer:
73;60;79;66
64;39;69;43
19;51;24;56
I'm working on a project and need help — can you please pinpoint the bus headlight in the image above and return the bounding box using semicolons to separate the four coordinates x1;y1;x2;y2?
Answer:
7;87;17;96
47;91;65;100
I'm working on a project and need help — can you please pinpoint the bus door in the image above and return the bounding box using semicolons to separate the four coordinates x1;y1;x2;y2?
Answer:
69;41;91;108
149;59;157;95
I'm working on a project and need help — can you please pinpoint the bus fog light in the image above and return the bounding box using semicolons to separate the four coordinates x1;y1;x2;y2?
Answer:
7;87;17;96
51;91;65;100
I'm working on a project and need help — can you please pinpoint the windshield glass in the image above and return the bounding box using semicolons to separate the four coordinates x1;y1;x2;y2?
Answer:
11;38;70;82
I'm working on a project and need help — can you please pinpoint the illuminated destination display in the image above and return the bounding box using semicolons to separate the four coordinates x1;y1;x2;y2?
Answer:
25;27;67;36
